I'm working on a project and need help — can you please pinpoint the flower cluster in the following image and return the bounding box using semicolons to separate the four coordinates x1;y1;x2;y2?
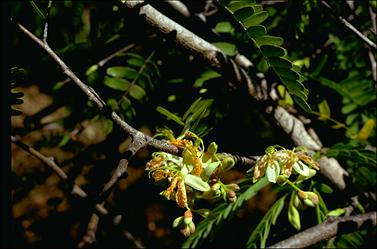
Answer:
145;130;238;236
252;146;319;184
251;146;321;230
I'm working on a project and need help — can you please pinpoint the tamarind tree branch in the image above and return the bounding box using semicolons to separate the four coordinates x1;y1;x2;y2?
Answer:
121;0;348;189
11;135;108;215
320;0;377;50
78;213;100;248
268;211;377;248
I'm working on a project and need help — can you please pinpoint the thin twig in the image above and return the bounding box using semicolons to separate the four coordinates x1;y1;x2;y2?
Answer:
320;0;377;50
77;213;100;248
268;211;377;248
16;22;180;155
122;50;155;99
98;43;135;67
123;230;145;248
11;135;109;215
42;0;52;43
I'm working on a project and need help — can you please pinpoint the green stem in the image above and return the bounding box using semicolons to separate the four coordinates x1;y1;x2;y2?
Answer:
285;179;302;192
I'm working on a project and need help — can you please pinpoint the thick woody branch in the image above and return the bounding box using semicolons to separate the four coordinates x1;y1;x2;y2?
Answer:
122;1;224;70
268;211;377;248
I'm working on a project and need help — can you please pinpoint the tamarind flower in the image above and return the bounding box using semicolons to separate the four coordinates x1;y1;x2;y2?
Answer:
176;177;188;208
145;156;165;170
163;176;179;200
252;154;276;183
252;147;319;183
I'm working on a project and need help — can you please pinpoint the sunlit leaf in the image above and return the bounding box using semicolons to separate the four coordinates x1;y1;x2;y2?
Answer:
214;22;234;33
184;174;211;192
318;99;331;120
106;66;138;79
156;106;184;126
129;84;146;100
242;11;269;27
104;76;130;91
212;42;237;56
255;36;284;46
358;119;375;140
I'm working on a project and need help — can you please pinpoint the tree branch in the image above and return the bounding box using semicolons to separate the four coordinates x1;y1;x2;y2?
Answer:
121;0;348;189
77;213;100;248
268;211;377;248
11;135;108;215
320;0;377;50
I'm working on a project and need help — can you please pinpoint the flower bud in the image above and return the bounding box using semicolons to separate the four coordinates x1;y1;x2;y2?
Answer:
298;191;319;207
297;190;307;200
180;221;195;237
226;190;237;203
183;210;193;225
306;192;319;206
288;205;301;230
220;157;235;172
207;142;218;154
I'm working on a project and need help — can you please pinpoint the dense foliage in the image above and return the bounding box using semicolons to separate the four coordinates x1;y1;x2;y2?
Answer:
10;0;376;248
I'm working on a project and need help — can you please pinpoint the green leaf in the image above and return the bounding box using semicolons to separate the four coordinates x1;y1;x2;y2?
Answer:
106;66;138;79
184;174;211;192
293;96;312;113
260;45;287;57
194;70;222;88
156;106;184;126
274;68;300;80
212;42;237;56
214;22;234;33
242;11;269;27
311;54;328;78
228;0;256;12
29;1;46;19
318;77;349;98
183;177;269;248
315;182;333;194
58;134;71;147
104;76;131;91
129;84;146;101
327;208;345;217
85;64;99;76
280;78;306;96
318;99;331;120
255;36;284;46
346;113;359;125
234;7;254;21
246;194;287;248
183;98;203;120
341;103;358;114
267;57;292;69
247;25;267;38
